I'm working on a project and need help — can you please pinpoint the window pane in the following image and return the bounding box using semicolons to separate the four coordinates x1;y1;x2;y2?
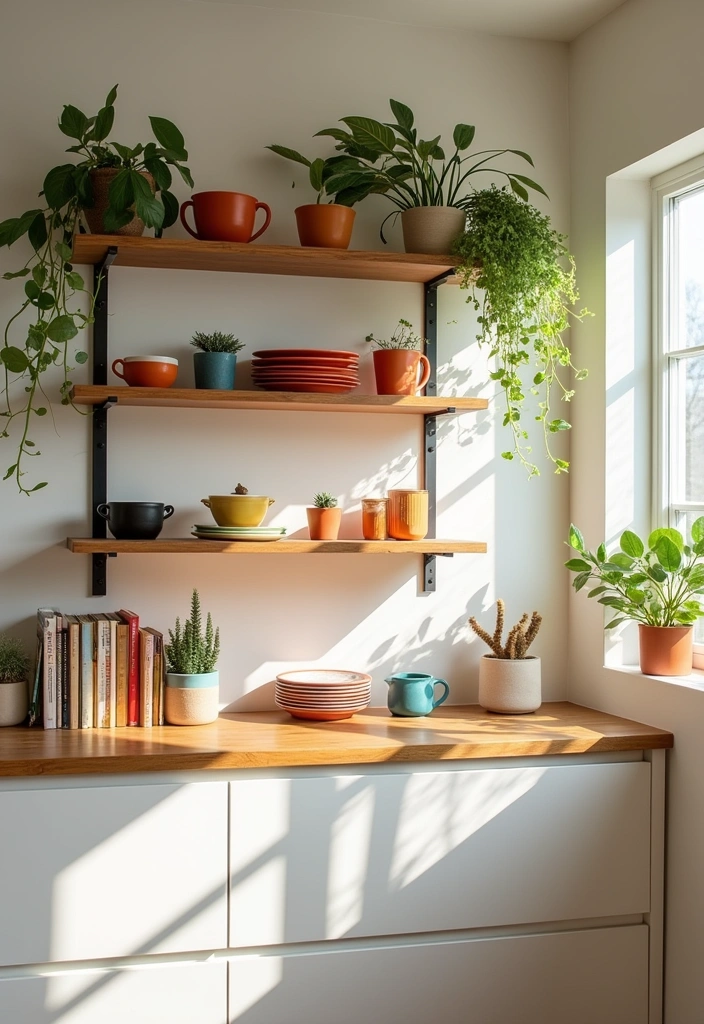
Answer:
682;511;704;645
677;354;704;501
673;187;704;350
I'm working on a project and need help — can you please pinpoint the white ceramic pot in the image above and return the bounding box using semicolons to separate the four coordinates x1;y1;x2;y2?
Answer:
401;206;466;255
0;679;28;727
165;671;219;726
478;655;541;714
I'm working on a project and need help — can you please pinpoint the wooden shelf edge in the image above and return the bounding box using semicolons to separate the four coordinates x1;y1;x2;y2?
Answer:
67;538;487;555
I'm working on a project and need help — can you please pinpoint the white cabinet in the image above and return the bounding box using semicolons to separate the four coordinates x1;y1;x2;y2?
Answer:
228;925;648;1024
0;782;228;965
0;962;227;1024
229;762;650;946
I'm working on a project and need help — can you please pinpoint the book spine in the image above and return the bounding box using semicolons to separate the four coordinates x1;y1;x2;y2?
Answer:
124;615;140;727
28;636;42;727
116;625;129;728
80;623;94;729
60;626;69;729
109;619;117;729
151;633;163;727
41;614;57;730
139;630;154;728
69;624;80;730
96;620;110;728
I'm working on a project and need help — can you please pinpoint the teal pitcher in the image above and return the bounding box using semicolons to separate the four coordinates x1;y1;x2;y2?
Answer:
386;672;450;717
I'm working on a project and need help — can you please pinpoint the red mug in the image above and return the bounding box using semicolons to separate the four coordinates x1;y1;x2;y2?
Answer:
180;191;272;243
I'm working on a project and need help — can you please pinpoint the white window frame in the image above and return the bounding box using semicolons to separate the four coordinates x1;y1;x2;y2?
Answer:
652;154;704;661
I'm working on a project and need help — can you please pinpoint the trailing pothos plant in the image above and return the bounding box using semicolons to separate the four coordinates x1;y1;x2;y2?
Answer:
0;85;192;494
453;186;590;476
566;521;704;628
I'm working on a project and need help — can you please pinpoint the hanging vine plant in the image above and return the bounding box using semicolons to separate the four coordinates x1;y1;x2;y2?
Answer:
453;186;590;477
0;85;192;495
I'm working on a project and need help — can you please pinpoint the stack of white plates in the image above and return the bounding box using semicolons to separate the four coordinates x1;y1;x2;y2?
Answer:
275;670;372;721
192;524;286;542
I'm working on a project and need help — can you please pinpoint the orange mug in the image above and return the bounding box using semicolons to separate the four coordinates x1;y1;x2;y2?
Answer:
112;356;178;388
180;191;272;243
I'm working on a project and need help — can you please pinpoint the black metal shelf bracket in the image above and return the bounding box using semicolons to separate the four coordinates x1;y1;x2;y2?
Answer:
91;247;118;596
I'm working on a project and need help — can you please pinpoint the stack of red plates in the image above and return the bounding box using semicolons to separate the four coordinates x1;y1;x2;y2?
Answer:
275;670;372;721
252;349;360;394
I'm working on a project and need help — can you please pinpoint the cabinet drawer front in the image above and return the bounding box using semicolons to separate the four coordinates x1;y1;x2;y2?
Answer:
229;926;648;1024
0;782;228;965
0;962;227;1024
230;762;650;945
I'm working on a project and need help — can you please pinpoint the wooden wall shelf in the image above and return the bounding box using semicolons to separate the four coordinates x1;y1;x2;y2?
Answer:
72;235;458;283
67;538;486;555
71;385;487;416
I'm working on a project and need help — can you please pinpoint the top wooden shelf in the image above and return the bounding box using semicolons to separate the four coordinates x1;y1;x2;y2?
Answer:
71;234;458;284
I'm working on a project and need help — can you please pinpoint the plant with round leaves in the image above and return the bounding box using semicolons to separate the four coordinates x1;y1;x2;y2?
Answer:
0;85;193;494
314;98;547;241
453;187;590;477
566;521;704;628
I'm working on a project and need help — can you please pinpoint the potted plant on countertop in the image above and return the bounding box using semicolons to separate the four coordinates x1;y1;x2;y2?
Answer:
566;520;704;676
164;589;221;726
365;319;430;396
307;492;342;541
191;331;244;390
314;98;547;254
0;84;193;495
469;599;542;713
0;634;30;727
453;186;590;477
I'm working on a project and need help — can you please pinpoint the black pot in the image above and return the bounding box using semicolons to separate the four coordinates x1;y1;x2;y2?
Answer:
96;502;174;540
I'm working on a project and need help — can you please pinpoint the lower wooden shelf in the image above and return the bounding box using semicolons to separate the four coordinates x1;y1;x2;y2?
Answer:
67;538;486;555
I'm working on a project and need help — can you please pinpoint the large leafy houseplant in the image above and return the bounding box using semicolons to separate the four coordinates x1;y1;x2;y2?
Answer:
266;147;379;207
0;85;192;494
453;187;589;476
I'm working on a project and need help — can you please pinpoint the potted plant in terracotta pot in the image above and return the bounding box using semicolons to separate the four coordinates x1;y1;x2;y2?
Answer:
365;319;430;396
469;600;542;714
315;98;546;254
566;521;704;676
191;331;244;390
164;589;221;726
0;634;30;727
307;492;342;540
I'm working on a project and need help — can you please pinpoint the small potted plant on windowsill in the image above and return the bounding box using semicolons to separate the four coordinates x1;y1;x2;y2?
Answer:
307;492;342;541
165;590;221;726
0;634;30;727
469;600;542;713
191;331;244;390
365;319;431;396
566;520;704;676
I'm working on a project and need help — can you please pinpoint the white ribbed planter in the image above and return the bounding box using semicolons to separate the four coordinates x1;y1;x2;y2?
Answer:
478;656;541;714
165;671;219;726
0;679;28;727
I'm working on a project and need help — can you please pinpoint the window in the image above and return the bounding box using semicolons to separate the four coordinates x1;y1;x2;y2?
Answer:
654;158;704;648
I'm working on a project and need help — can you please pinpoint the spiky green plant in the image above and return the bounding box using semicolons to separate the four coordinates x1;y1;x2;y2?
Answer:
0;634;30;682
313;492;338;508
165;589;220;674
190;331;244;354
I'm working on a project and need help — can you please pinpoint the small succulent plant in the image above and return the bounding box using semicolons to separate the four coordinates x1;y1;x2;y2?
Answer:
312;492;338;508
469;599;542;660
365;318;425;351
165;589;220;675
191;331;244;354
0;634;30;683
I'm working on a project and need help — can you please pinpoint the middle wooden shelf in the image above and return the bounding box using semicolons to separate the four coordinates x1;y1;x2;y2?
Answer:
67;538;486;555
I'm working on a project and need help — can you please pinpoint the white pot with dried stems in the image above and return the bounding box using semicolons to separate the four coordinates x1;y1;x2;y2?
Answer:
469;600;542;714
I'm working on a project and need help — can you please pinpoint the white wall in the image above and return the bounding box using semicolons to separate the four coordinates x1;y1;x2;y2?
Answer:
0;0;570;709
569;1;704;1019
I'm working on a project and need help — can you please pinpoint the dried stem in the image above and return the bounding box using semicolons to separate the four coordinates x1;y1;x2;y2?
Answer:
469;601;542;659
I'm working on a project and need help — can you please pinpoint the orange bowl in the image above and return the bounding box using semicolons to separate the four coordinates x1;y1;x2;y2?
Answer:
112;356;178;388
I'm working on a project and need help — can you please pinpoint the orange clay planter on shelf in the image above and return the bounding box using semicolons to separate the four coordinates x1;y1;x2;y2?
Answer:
307;506;342;541
295;205;355;249
388;489;429;541
638;625;693;676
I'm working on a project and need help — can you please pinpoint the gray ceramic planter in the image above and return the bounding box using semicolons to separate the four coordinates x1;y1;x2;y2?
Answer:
193;351;237;390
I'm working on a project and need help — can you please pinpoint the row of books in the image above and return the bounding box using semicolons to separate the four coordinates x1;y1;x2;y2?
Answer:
32;608;164;729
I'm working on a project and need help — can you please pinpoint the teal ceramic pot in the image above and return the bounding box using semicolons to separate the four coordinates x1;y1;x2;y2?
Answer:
165;671;219;726
193;351;237;390
386;672;449;717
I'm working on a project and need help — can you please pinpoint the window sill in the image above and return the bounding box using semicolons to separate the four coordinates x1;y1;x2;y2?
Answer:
607;662;704;692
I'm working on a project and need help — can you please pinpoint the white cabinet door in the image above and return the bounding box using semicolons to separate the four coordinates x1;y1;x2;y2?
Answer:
0;962;226;1024
0;782;228;965
229;763;650;945
229;926;648;1024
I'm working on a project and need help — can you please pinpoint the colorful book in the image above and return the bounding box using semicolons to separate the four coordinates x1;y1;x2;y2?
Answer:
105;614;121;728
115;622;129;728
37;608;57;730
65;615;80;731
138;627;154;728
77;615;95;729
118;609;140;727
145;628;164;726
56;614;68;729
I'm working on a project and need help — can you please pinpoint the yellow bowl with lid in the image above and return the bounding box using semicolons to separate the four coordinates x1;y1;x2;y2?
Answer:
201;494;275;528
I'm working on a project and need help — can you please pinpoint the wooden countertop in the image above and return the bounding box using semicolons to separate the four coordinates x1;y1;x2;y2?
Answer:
0;703;672;777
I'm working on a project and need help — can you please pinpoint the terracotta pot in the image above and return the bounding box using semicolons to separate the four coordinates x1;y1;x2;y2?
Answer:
83;168;155;236
180;191;272;243
478;656;541;714
112;356;178;388
387;489;429;541
307;506;342;540
295;204;355;249
373;349;431;396
401;206;466;255
639;625;693;676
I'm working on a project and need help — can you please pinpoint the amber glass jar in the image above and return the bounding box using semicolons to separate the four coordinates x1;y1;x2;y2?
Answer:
362;498;388;540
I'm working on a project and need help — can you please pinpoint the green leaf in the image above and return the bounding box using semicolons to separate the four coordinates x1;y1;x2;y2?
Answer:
508;149;535;166
4;209;44;246
389;99;414;131
75;351;88;364
144;156;172;192
648;527;684;552
59;104;88;140
28;212;48;251
417;135;442;161
112;142;137;163
103;208;134;233
597;543;607;563
548;418;571;432
509;173;549;198
65;271;84;291
605;617;628;630
453;123;475;150
3;268;30;279
565;558;591;572
620;529;644;557
341;117;396;155
685;566;704;590
647;564;668;583
174;164;194;189
1;347;29;373
599;596;627;609
24;281;40;301
587;586;607;598
149;116;187;160
133;179;164;229
691;517;704;544
46;315;78;343
568;524;585;551
610;553;634;569
309;158;325;194
31;265;46;289
93;104;115;142
653;536;681;571
626;588;646;604
574;571;591;592
509;177;529;202
3;464;16;481
29;481;47;492
34;407;47;416
267;144;311;168
36;292;55;310
106;168;134;214
160;190;179;229
54;240;72;261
